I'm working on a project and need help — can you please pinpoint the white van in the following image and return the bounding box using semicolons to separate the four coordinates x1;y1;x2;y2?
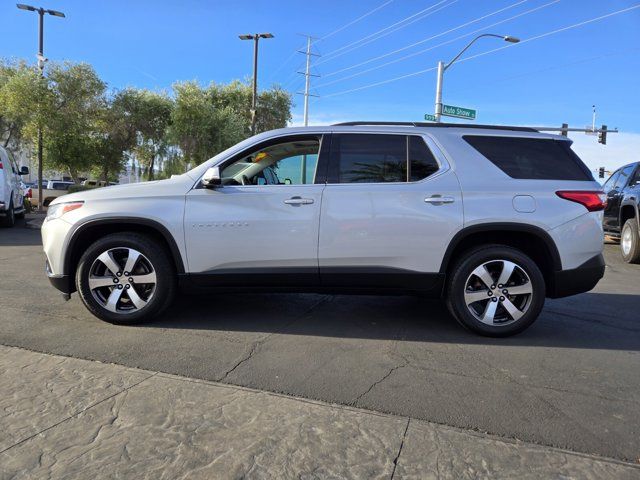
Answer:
0;146;29;227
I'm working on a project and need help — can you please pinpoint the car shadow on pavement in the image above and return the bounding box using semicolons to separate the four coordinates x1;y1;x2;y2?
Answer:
147;291;640;350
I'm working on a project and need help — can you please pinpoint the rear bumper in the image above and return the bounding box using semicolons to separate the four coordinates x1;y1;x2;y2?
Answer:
548;254;605;298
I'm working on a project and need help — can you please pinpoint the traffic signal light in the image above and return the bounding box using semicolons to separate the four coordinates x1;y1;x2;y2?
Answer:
599;167;605;178
598;125;607;145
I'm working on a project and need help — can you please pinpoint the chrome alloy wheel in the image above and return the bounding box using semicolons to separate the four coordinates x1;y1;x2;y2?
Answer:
463;259;533;326
622;226;632;256
88;247;157;314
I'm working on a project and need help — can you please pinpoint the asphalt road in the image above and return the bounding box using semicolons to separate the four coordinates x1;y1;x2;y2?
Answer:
1;221;639;462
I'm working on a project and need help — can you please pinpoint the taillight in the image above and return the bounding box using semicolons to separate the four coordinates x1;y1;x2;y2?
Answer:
556;190;607;212
0;161;3;169
26;188;32;198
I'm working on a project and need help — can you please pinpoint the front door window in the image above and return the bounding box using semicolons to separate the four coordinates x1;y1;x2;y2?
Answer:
221;138;320;186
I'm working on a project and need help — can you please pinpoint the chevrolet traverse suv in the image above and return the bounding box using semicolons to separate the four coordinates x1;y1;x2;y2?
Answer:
42;122;606;337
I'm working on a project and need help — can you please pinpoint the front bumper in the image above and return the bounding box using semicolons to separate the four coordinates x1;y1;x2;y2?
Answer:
548;253;605;298
46;258;74;294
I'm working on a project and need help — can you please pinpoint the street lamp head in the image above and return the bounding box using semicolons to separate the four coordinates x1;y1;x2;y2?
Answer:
47;9;65;17
259;33;274;39
238;34;254;40
504;35;520;43
16;3;36;11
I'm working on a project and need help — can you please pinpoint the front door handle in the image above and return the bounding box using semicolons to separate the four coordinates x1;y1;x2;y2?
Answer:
284;196;314;205
425;195;455;204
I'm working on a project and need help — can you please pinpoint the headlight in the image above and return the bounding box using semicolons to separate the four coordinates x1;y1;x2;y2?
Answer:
45;201;84;221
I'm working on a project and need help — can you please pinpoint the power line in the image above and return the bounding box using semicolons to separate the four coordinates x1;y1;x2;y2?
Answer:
322;0;531;78
316;0;558;89
267;1;394;86
316;0;455;66
323;3;640;98
314;0;395;44
456;47;640;91
266;46;306;84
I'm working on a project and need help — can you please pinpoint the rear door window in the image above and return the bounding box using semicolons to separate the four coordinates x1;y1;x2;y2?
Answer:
328;134;440;183
331;134;406;183
463;135;593;181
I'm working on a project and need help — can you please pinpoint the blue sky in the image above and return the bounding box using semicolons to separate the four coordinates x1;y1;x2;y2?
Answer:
1;0;639;171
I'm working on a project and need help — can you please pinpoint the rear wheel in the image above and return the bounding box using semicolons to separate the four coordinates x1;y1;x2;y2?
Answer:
0;198;15;228
446;245;545;337
76;233;176;324
621;218;640;264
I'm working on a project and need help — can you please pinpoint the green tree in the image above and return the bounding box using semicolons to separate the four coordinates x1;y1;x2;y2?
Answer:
169;80;245;167
169;80;291;167
0;61;50;151
128;89;173;180
42;62;107;182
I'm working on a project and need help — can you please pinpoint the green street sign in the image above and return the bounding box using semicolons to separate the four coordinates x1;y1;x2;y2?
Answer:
424;114;437;122
442;104;476;120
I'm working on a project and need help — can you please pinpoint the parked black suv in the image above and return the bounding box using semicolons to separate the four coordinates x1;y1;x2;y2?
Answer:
602;161;640;263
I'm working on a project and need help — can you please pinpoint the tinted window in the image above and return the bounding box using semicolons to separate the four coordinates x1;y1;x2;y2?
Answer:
602;170;620;192
409;136;439;181
332;134;406;183
463;136;592;181
614;164;636;189
628;165;640;187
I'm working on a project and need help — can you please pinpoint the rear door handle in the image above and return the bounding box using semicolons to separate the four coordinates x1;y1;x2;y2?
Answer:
284;196;314;205
425;195;454;204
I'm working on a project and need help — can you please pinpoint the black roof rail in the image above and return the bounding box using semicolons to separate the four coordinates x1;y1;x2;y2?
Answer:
332;121;539;132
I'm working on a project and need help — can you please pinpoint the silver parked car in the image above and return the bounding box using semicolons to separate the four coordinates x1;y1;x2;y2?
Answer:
41;122;606;336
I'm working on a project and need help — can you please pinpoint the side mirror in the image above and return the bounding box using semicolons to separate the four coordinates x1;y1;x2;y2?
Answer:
202;166;222;188
19;166;29;176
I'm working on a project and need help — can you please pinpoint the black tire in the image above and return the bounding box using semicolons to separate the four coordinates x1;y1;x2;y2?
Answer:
15;201;25;219
76;233;176;325
621;218;640;264
446;245;546;337
0;198;15;228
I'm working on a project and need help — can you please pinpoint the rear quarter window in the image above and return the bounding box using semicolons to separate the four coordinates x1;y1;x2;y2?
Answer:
463;135;593;181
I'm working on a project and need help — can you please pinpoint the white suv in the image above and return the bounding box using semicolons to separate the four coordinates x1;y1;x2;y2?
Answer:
41;123;606;336
0;146;28;227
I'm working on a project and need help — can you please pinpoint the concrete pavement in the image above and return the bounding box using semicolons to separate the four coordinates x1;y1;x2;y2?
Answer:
2;345;639;479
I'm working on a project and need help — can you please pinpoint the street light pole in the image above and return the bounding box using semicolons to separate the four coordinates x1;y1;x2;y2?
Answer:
16;3;65;212
239;33;274;135
434;34;519;122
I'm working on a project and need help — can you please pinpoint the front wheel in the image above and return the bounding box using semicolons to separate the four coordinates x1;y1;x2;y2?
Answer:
621;218;640;264
76;233;176;324
446;245;546;337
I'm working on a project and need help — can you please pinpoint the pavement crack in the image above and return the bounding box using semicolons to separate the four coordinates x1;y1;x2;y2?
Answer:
217;295;331;382
350;361;407;406
219;342;260;381
390;418;410;480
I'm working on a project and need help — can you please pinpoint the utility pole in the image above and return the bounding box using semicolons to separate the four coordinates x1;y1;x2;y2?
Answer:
17;4;65;212
296;35;320;184
298;36;320;126
239;33;274;135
